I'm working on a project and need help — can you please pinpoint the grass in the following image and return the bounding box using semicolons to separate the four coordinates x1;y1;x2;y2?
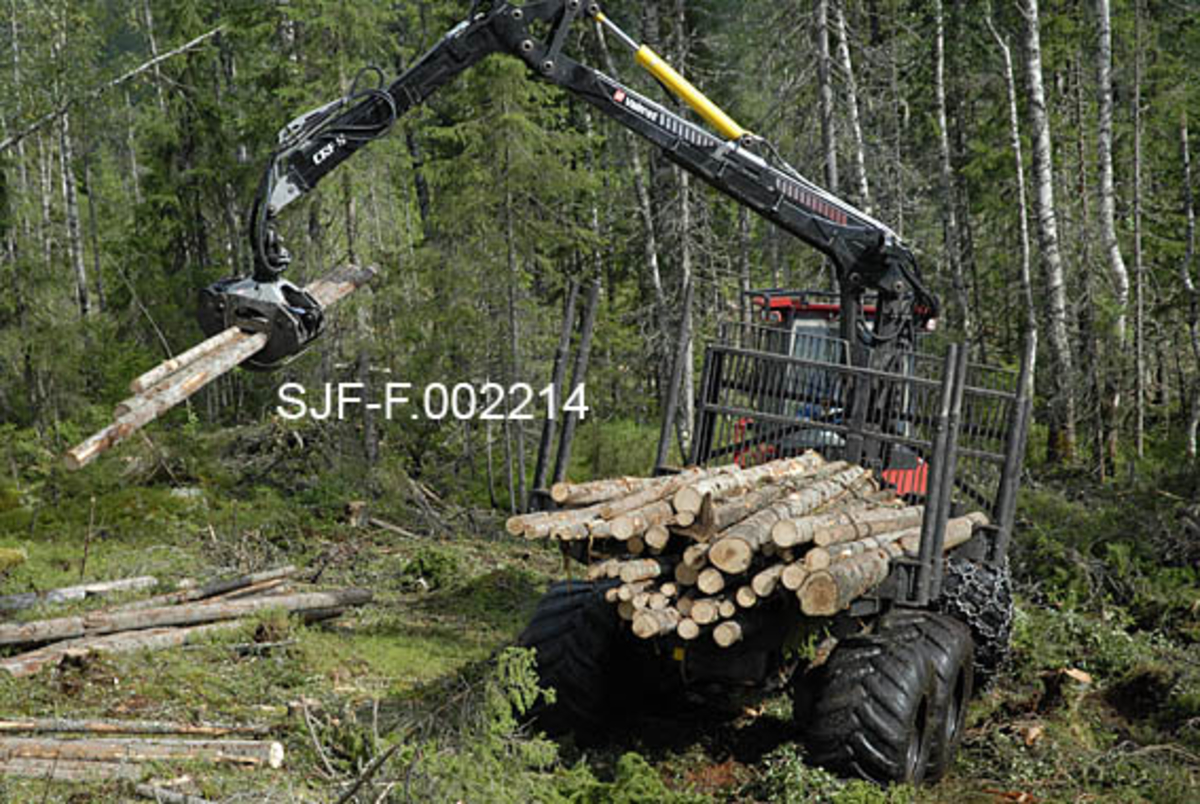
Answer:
0;423;1197;801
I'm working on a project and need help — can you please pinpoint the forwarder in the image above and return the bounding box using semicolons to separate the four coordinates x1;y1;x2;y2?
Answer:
197;1;1031;785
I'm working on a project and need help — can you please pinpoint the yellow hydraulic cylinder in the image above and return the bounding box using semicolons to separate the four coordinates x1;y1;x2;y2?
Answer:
595;9;749;141
634;46;749;141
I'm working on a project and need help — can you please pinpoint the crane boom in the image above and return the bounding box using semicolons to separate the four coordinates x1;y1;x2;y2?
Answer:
199;1;937;369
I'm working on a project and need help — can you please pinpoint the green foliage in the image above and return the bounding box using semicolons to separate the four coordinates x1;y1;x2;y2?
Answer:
402;544;460;590
571;418;666;481
740;745;914;804
559;752;710;804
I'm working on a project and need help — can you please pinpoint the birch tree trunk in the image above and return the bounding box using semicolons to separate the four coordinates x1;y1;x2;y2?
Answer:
141;0;167;112
674;0;694;456
816;0;839;194
833;1;870;211
934;0;967;336
1096;0;1128;467
82;151;106;313
1095;0;1130;344
1023;0;1076;462
987;16;1039;403
889;30;905;236
59;112;89;319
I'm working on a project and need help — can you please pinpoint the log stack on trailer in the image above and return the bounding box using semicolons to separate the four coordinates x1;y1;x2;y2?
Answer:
506;453;989;647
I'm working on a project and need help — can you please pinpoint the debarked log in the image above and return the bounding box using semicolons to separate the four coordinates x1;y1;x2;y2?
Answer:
0;588;372;647
0;736;284;768
66;265;377;470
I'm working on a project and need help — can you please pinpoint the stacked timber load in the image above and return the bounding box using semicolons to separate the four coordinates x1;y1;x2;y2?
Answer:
507;453;989;648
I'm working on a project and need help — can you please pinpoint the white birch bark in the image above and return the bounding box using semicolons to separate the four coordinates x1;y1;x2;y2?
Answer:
934;0;968;336
58;112;89;318
833;1;869;211
1023;0;1076;459
1095;0;1130;343
816;0;839;192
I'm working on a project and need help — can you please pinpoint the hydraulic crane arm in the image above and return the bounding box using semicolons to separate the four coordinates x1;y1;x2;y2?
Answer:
200;1;937;369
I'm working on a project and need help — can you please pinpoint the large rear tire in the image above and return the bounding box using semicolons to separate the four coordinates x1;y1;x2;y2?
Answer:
516;579;624;737
881;610;975;781
797;631;938;785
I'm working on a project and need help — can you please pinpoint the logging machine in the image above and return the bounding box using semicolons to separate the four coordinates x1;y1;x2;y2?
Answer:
197;0;1032;787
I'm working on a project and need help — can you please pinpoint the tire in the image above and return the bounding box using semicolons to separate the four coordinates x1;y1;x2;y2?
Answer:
935;557;1013;686
797;631;938;786
881;610;975;781
516;579;624;737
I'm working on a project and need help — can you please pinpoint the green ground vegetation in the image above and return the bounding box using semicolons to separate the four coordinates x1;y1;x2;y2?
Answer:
0;422;1196;802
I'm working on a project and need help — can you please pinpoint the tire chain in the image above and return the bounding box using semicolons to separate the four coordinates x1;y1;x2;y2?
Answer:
934;556;1014;683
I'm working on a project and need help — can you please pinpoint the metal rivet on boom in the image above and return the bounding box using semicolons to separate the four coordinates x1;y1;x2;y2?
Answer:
512;8;524;19
542;60;555;73
520;40;535;53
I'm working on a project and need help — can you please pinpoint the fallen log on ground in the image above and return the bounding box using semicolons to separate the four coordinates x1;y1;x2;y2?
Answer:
0;736;284;767
65;264;377;470
0;577;158;614
112;566;296;612
0;588;371;648
0;622;242;678
0;757;143;781
0;717;270;737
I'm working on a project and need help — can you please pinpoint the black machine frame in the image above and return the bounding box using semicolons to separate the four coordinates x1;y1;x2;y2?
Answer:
681;319;1034;611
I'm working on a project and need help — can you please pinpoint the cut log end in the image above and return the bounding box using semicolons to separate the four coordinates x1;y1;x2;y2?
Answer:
677;618;700;641
797;573;839;616
713;621;744;648
708;538;753;575
696;568;727;596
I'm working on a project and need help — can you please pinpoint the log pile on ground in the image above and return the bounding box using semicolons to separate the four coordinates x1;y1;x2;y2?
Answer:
507;453;988;647
0;566;370;678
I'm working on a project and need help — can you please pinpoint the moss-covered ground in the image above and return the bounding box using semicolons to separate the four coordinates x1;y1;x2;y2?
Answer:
0;423;1196;802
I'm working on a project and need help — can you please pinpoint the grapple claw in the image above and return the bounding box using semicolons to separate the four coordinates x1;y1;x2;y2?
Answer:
197;276;324;371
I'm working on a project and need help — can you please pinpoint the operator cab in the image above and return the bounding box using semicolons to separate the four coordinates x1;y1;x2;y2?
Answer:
737;289;927;496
